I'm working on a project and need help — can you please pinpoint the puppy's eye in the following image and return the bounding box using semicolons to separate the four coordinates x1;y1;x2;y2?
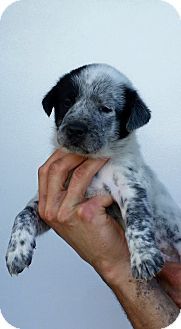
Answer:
63;98;73;108
100;106;113;113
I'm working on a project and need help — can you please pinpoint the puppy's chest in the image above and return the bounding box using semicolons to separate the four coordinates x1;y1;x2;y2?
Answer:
86;162;134;205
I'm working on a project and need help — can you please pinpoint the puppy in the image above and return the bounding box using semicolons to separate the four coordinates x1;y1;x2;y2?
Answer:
6;63;181;280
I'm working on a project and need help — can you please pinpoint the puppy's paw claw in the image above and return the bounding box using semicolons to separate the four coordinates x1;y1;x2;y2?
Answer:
131;251;164;280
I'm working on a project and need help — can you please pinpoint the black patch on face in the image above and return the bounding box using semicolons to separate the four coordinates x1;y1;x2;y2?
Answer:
54;75;79;127
42;65;88;126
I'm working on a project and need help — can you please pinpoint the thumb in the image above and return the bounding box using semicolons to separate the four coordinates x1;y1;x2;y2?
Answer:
77;194;114;221
89;194;114;208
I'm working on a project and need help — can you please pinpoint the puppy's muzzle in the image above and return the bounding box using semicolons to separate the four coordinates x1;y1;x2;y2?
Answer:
63;120;88;142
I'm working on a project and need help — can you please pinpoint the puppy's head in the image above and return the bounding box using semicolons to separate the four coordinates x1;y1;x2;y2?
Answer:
42;64;151;155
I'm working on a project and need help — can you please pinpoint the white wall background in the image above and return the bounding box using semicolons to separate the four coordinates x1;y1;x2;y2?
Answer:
0;1;180;328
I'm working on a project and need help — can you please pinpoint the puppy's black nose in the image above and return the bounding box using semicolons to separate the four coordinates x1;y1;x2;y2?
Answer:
66;121;88;138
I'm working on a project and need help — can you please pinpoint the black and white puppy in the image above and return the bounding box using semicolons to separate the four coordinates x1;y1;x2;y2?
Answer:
6;63;181;280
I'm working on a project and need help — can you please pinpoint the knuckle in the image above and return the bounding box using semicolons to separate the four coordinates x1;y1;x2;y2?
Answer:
76;204;86;219
44;208;56;223
77;203;94;222
38;165;47;177
49;162;60;174
49;160;66;175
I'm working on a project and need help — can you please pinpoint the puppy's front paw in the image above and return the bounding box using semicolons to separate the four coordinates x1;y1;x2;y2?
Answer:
131;250;164;280
6;230;36;275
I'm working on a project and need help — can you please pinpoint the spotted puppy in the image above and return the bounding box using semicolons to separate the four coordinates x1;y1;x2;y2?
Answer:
6;63;181;279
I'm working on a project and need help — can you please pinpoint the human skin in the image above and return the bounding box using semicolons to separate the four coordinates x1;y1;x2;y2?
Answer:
38;150;180;329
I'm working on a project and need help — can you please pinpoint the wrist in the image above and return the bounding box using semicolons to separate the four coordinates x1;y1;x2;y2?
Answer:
94;258;132;288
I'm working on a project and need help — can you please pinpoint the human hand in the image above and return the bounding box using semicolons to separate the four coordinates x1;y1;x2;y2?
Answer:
157;262;181;308
38;150;129;277
38;150;181;308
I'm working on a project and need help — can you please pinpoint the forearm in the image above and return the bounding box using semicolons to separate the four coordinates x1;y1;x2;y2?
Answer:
96;262;180;329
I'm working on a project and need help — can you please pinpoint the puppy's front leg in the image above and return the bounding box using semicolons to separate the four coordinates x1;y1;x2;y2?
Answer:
116;183;164;280
6;195;49;275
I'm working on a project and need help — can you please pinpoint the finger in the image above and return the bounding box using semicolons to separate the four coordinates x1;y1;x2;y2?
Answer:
86;194;114;208
65;158;108;205
45;154;86;217
38;150;67;215
77;194;113;220
158;262;181;284
41;149;67;169
38;149;84;216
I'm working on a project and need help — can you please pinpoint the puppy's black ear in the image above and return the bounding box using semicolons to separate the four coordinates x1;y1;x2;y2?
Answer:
124;87;151;132
42;86;57;117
